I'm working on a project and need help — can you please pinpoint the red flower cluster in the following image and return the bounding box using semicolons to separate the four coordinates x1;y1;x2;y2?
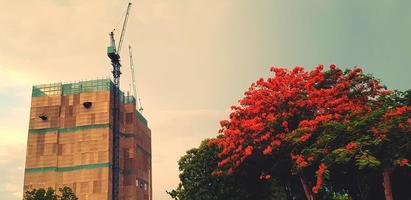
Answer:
298;133;312;142
345;142;358;151
398;159;409;167
259;174;271;180
262;146;273;155
291;154;308;169
371;105;411;139
312;163;327;193
244;146;253;156
209;65;384;173
384;106;411;117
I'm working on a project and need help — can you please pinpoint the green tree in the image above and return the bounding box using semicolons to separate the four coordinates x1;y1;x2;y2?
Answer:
59;187;78;200
210;66;410;200
24;186;78;200
24;188;57;200
168;139;288;200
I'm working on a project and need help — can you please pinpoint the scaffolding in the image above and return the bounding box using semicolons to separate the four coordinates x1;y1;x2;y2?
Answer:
25;78;152;200
32;79;113;97
33;79;140;105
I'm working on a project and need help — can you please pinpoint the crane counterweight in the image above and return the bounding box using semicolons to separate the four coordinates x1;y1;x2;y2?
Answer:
107;2;132;87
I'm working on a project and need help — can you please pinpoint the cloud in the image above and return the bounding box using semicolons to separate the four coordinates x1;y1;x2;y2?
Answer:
0;66;33;90
0;144;26;200
0;65;31;200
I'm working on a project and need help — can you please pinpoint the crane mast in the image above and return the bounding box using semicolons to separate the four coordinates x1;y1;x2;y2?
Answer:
106;2;132;200
108;31;121;86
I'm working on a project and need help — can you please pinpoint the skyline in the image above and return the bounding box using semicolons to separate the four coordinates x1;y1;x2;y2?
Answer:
1;1;411;200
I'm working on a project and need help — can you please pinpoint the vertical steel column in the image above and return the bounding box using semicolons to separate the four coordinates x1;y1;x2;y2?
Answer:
109;3;132;199
112;64;121;200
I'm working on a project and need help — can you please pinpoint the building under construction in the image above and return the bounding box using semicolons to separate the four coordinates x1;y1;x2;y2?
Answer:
23;79;152;200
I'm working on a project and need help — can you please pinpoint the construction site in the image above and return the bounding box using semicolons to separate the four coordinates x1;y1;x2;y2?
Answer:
22;2;151;200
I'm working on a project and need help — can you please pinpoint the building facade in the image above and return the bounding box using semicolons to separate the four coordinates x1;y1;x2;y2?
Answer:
23;79;152;200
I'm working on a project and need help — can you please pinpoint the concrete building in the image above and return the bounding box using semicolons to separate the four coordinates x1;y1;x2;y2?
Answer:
23;79;152;200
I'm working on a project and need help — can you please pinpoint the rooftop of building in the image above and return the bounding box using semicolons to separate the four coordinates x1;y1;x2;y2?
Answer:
31;78;147;125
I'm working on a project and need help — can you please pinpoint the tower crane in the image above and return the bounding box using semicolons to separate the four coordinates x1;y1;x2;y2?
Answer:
107;2;132;200
128;45;144;112
107;2;132;86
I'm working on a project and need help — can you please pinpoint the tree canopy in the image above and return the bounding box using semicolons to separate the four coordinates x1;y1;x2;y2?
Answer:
24;186;78;200
168;139;282;200
209;65;410;200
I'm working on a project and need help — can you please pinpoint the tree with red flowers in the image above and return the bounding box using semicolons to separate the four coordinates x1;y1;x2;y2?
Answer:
209;65;411;200
339;90;411;200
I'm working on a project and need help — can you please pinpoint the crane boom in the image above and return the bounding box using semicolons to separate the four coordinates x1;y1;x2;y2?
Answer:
107;2;132;86
128;45;138;103
117;2;132;55
128;45;144;112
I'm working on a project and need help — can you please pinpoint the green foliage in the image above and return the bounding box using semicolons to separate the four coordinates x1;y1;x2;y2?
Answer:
331;193;352;200
24;188;57;200
168;139;287;200
330;149;355;164
24;186;78;200
59;187;78;200
355;151;381;170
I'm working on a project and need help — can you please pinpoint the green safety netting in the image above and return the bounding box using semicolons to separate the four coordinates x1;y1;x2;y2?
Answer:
31;79;148;125
62;79;113;96
25;163;111;173
123;95;136;104
32;82;62;97
32;79;137;103
136;111;147;125
32;79;113;97
29;124;110;134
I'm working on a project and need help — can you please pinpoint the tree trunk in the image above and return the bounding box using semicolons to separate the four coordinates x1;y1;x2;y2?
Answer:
300;176;314;200
383;168;394;200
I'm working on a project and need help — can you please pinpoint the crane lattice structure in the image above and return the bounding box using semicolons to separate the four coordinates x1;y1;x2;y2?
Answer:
108;2;132;87
128;45;144;112
107;2;132;199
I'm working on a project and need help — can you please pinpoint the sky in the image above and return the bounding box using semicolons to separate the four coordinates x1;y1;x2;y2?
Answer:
0;0;410;200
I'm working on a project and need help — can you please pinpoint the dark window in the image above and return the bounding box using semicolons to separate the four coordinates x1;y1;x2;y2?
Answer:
58;144;64;155
125;113;133;124
68;106;74;116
